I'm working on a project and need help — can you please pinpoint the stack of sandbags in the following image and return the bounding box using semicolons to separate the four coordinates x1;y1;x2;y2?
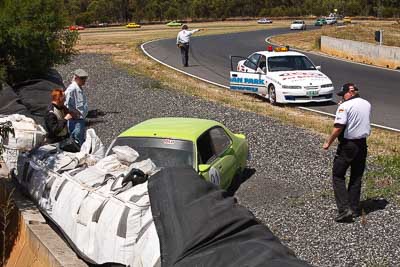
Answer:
16;145;160;266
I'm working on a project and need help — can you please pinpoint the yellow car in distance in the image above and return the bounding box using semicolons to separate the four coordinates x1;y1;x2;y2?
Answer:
126;22;141;28
343;16;352;24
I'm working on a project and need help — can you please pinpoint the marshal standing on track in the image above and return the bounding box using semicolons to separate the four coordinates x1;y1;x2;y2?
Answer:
176;24;201;67
323;83;371;223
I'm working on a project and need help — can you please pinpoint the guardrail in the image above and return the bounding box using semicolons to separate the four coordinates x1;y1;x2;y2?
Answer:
321;35;400;69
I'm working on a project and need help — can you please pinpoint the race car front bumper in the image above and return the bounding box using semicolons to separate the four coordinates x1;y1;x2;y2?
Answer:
277;88;334;103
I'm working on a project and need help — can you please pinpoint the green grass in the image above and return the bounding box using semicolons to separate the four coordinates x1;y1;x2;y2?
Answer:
365;155;400;203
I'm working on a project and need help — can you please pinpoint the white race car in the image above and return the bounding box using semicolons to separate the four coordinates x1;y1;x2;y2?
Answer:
290;20;306;30
229;47;334;104
257;18;273;24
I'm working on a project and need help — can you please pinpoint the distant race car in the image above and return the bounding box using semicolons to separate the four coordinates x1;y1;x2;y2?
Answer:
229;46;334;104
290;20;306;30
343;16;352;24
126;22;141;28
107;118;249;189
314;18;327;26
326;17;337;25
257;18;273;24
166;21;182;27
69;25;85;31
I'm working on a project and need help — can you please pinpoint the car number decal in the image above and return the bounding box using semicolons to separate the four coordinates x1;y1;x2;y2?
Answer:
209;167;221;186
163;139;175;145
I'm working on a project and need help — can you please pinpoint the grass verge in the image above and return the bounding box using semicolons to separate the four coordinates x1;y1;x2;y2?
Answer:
77;21;400;203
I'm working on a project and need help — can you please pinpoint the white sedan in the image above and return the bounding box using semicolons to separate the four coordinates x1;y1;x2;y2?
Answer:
290;20;306;30
257;18;273;24
229;47;334;104
326;17;337;25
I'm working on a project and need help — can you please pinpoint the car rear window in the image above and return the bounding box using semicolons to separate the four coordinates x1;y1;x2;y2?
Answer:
109;137;194;168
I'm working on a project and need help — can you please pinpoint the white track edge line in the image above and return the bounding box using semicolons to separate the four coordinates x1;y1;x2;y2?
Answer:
141;40;229;89
141;39;400;133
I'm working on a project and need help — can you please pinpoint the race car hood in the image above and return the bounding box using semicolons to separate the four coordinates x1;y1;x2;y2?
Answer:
269;71;332;86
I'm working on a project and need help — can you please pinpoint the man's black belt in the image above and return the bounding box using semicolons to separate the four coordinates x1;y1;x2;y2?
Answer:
343;138;367;144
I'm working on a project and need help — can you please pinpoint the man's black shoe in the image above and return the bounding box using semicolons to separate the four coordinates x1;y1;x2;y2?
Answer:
335;208;354;223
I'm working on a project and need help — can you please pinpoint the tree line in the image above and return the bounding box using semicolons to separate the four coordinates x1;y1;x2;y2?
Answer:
65;0;400;25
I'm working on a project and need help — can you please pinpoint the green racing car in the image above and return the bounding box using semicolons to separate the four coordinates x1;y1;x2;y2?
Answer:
107;118;249;189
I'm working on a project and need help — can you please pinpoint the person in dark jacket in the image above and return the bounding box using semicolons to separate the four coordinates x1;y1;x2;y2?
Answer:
44;88;73;143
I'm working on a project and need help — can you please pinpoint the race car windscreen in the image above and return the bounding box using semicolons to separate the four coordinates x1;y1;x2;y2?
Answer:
109;137;194;168
268;56;316;72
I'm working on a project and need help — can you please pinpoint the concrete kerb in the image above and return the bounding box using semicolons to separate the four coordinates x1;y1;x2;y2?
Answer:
0;164;88;267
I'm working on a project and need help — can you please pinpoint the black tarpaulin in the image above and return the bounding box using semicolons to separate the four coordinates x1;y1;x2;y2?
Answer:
13;79;60;116
0;83;29;115
148;167;312;267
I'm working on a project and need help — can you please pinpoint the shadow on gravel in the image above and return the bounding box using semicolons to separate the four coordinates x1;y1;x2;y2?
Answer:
226;167;256;197
249;94;338;108
360;198;389;215
86;109;121;127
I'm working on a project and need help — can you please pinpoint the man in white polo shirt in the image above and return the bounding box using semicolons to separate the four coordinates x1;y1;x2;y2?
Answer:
323;83;371;223
176;24;201;67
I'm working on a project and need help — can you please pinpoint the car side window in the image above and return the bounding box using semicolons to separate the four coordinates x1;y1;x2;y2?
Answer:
209;127;232;156
197;132;214;164
258;55;267;73
244;53;260;70
197;127;232;164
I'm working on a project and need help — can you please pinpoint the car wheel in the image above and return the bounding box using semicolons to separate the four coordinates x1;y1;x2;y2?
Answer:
268;84;277;105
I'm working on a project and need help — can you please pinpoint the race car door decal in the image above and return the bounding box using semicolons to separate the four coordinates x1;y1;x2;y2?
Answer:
229;71;267;95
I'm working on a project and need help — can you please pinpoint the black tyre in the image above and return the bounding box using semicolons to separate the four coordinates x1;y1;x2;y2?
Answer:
268;84;277;105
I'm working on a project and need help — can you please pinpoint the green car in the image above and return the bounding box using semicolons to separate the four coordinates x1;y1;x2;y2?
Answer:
314;18;327;26
108;118;249;189
166;20;182;27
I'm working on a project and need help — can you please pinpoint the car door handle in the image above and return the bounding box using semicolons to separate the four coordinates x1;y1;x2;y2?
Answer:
232;74;237;77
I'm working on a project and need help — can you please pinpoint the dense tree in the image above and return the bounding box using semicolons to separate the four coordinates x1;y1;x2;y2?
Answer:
0;0;78;84
61;0;399;24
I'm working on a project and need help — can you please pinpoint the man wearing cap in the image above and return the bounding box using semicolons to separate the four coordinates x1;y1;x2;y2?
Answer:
323;83;371;223
176;25;201;67
64;69;89;145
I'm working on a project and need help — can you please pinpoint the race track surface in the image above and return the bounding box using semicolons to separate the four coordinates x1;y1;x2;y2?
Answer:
143;27;400;131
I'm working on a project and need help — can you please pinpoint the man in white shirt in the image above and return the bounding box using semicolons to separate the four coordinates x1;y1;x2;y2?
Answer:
176;25;201;67
323;83;371;223
64;69;89;145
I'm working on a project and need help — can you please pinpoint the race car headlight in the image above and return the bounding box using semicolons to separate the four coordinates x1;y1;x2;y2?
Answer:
321;83;333;88
282;85;302;89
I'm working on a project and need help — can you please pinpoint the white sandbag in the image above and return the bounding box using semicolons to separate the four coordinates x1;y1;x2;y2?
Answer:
80;128;105;163
72;155;129;187
51;179;89;239
131;221;161;267
112;145;139;163
128;158;158;176
0;114;46;151
2;145;21;172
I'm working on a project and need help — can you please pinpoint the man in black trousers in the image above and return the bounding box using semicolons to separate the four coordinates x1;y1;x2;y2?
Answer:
176;24;201;67
323;83;371;223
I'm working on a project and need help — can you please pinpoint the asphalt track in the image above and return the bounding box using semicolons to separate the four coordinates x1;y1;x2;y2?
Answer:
142;27;400;131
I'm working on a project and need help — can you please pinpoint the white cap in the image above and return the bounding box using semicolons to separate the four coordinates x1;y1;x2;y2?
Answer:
74;69;88;78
